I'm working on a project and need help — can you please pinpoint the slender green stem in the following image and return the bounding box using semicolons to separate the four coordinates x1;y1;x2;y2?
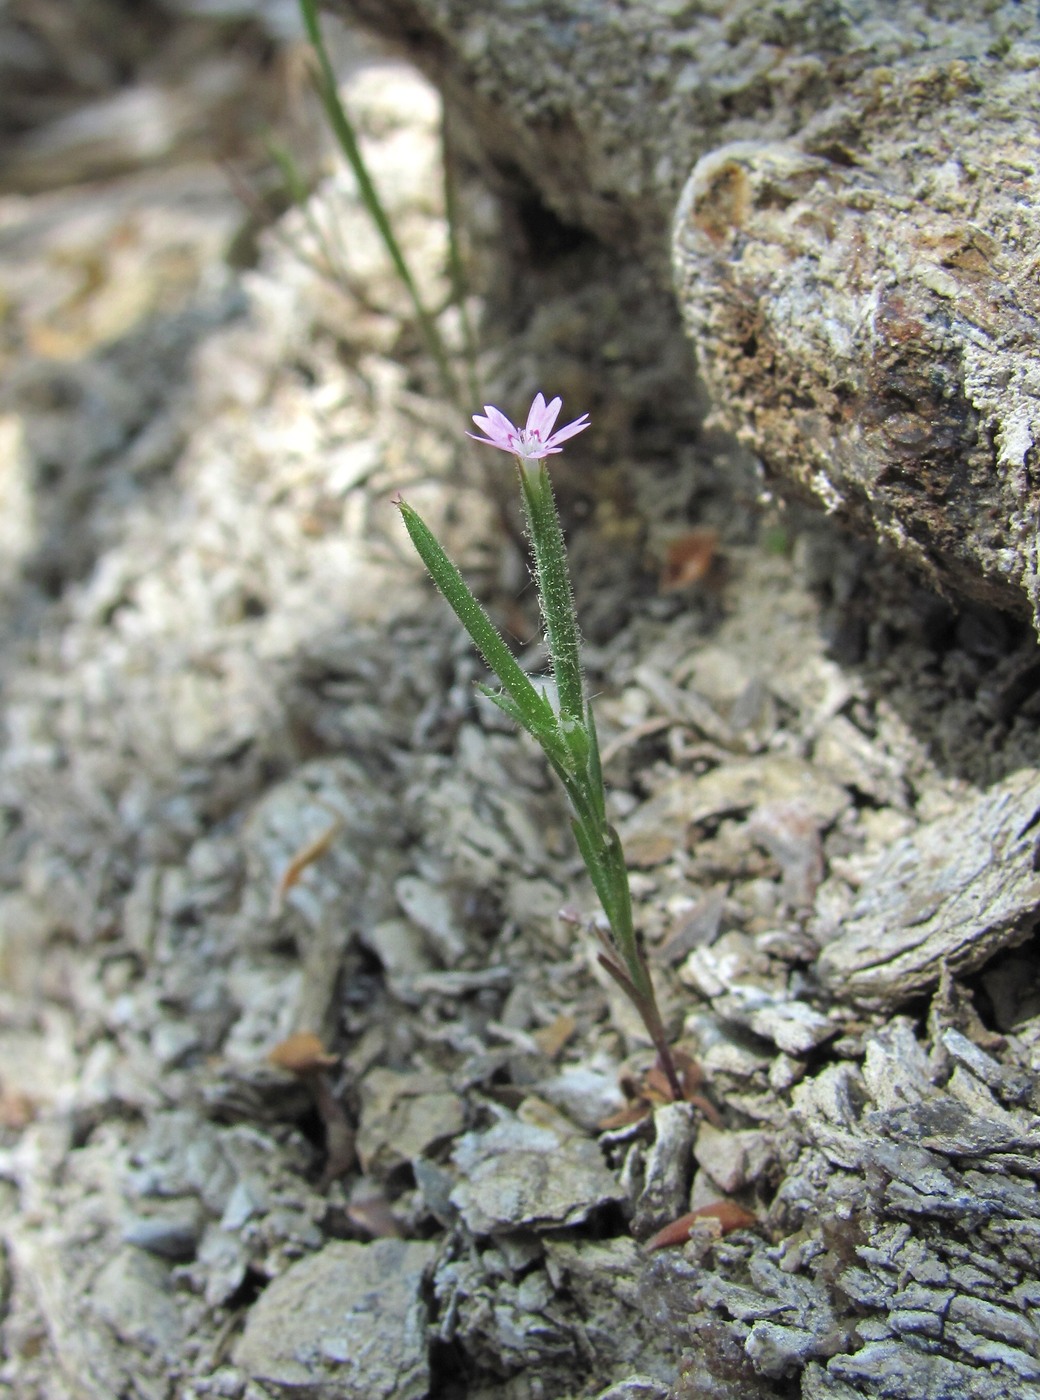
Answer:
297;0;459;406
590;818;682;1100
518;464;585;725
596;949;682;1101
571;786;682;1100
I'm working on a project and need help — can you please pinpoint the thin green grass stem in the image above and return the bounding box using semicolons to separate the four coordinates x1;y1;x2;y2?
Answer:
266;139;351;289
298;0;460;406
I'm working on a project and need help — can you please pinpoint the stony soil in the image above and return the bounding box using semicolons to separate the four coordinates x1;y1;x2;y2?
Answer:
3;7;1040;1400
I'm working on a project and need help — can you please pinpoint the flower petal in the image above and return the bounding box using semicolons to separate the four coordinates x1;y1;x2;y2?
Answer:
470;405;520;450
524;393;562;441
546;412;590;448
466;429;515;453
524;392;548;434
535;395;563;439
483;404;515;428
484;405;519;437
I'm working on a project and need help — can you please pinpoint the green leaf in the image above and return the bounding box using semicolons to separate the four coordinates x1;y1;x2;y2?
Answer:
399;500;554;735
584;702;607;826
560;714;591;776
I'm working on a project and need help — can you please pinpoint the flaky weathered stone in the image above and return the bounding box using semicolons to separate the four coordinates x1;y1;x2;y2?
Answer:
665;1018;1040;1400
674;58;1040;622
816;768;1040;1009
332;0;1040;624
234;1240;437;1400
449;1108;627;1235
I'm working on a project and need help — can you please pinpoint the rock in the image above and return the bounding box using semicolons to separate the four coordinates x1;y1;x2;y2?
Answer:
5;1227;139;1400
149;1017;203;1069
745;799;825;912
122;1206;203;1260
630;1103;698;1238
543;1237;680;1383
681;931;837;1056
593;1381;670;1400
736;998;837;1058
810;1340;1033;1399
745;1322;825;1379
663;996;1040;1396
673;63;1040;628
620;757;849;868
233;1238;437;1400
359;916;436;1002
939;1028;1034;1108
90;1246;186;1351
682;1010;773;1084
813;714;909;810
432;1233;680;1393
333;0;1040;626
241;760;398;946
394;874;468;963
694;1123;775;1197
817;768;1040;1007
538;1061;628;1133
356;1067;466;1179
450;1107;626;1235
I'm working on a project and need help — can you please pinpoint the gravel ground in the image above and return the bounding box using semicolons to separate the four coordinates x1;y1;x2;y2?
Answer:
3;8;1040;1399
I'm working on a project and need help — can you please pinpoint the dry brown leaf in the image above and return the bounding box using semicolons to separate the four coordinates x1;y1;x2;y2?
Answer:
532;1013;577;1059
0;1085;37;1130
646;1200;758;1251
598;1050;722;1128
659;528;719;592
267;1031;339;1074
275;816;343;905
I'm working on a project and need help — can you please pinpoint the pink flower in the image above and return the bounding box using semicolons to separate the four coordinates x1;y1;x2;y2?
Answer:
467;392;590;463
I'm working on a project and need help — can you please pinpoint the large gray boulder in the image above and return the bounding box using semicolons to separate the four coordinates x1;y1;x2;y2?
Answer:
332;0;1040;627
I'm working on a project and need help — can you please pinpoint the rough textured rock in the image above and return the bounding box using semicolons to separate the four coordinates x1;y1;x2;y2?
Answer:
233;1239;437;1399
450;1107;628;1235
332;0;1040;627
668;1016;1040;1400
0;0;294;191
674;59;1040;624
817;767;1040;1008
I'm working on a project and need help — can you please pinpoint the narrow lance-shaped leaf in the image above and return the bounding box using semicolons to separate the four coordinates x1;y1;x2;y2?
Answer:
397;500;555;740
583;703;606;825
